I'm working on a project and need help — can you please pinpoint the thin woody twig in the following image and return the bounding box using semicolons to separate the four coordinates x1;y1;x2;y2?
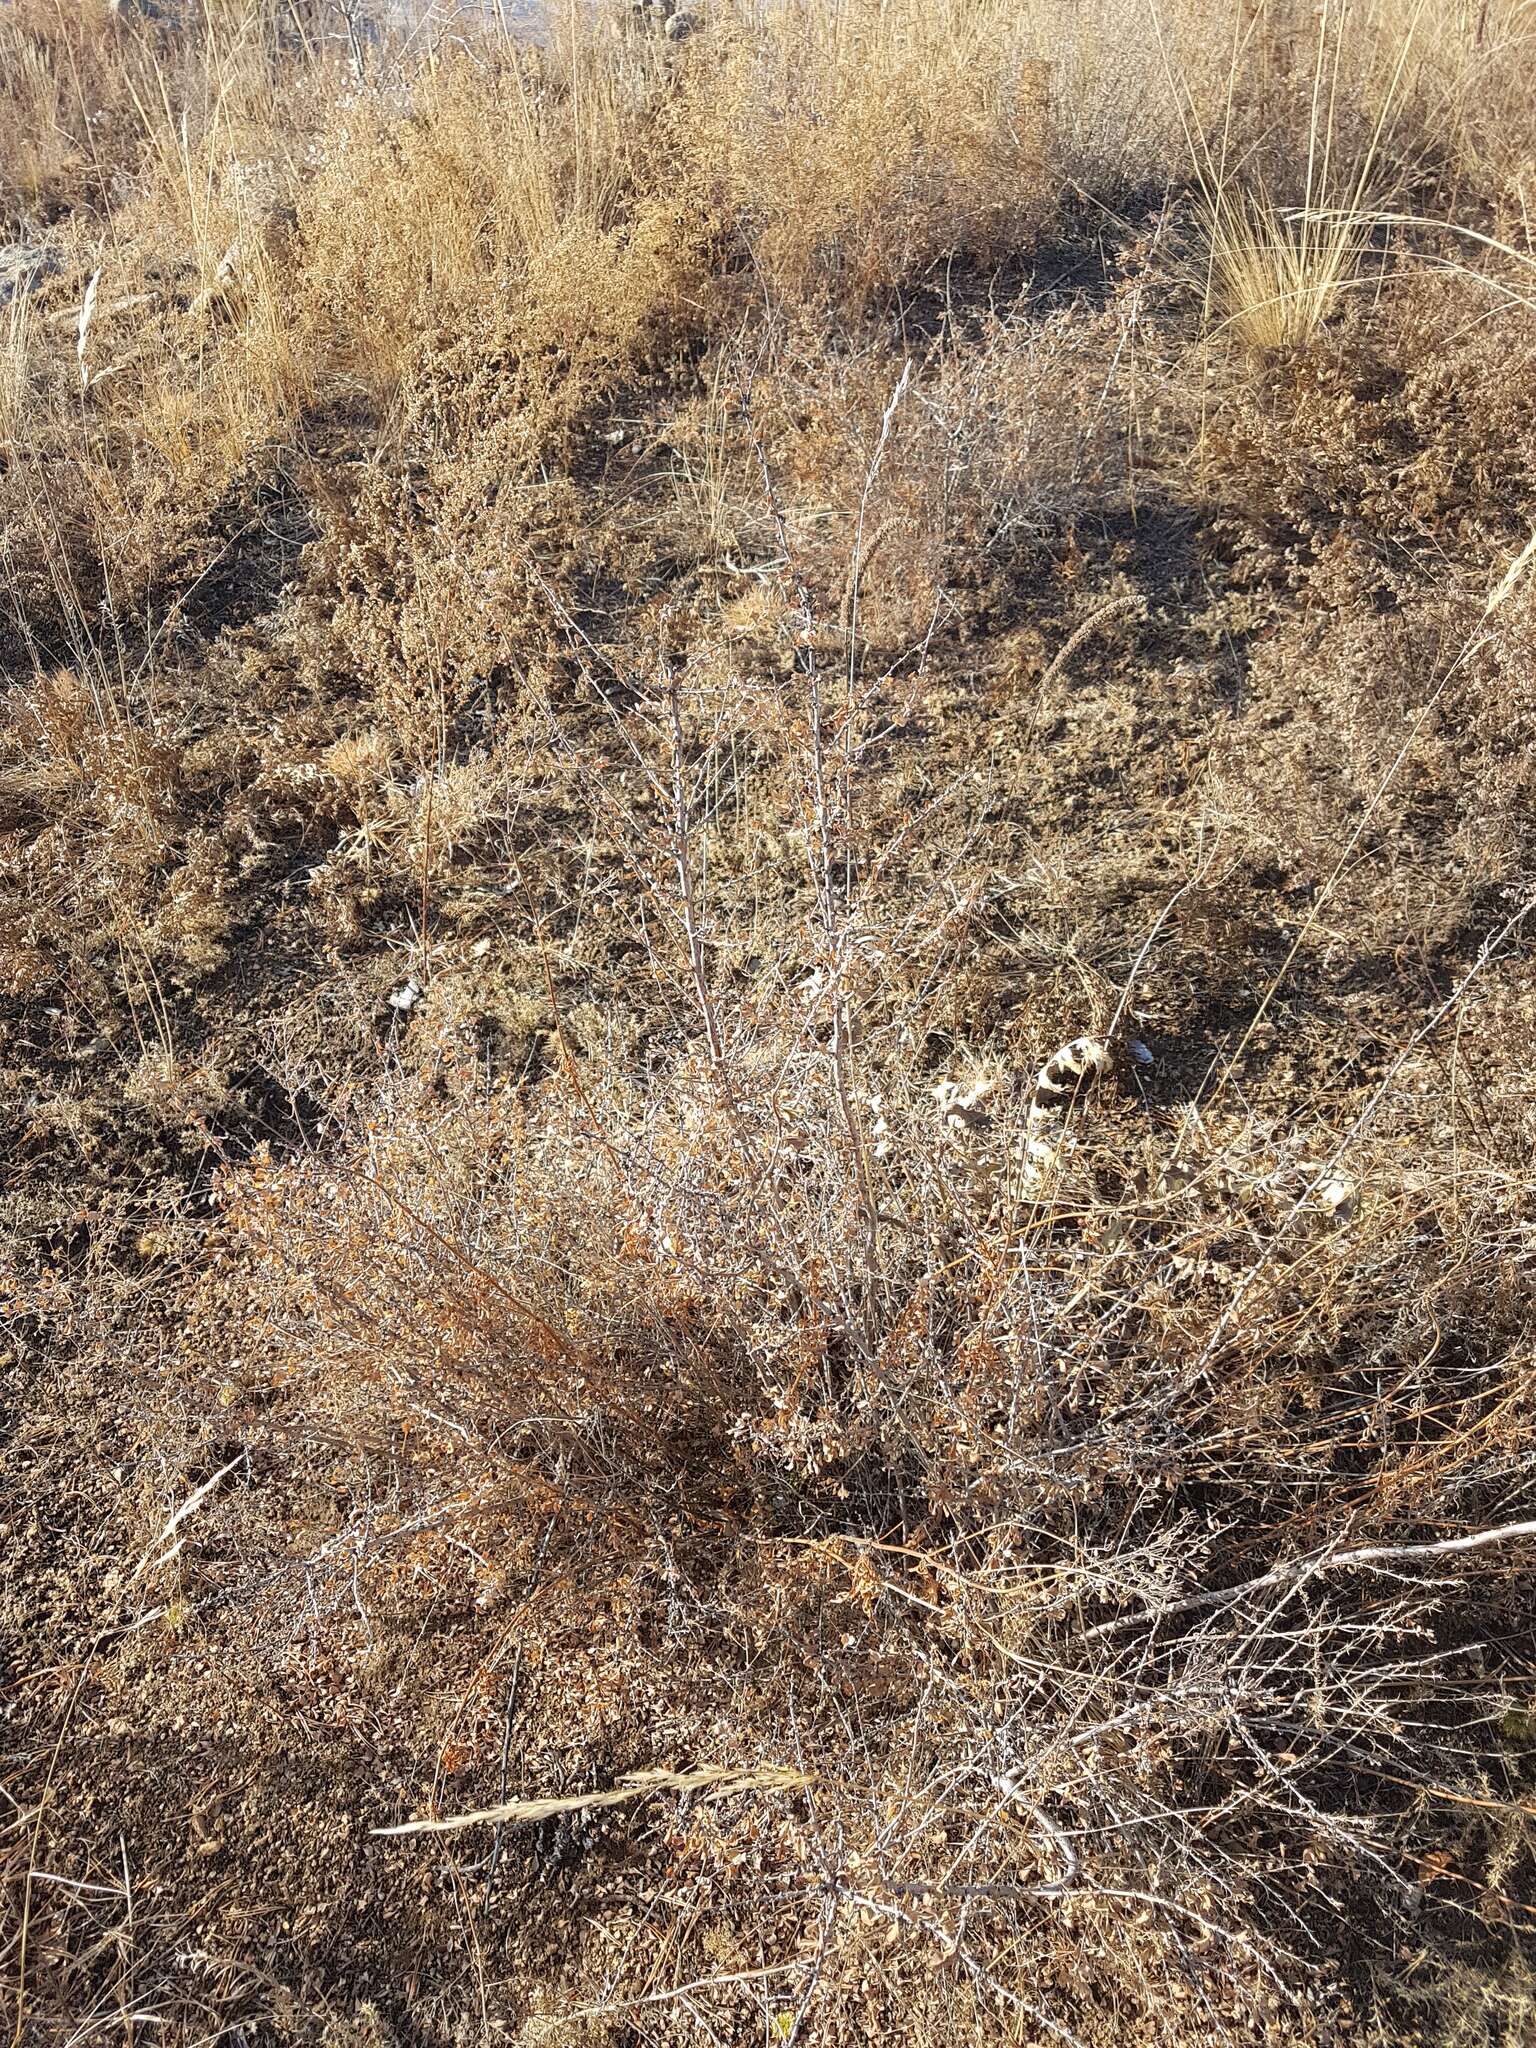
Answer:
482;1646;523;1911
1087;1517;1536;1640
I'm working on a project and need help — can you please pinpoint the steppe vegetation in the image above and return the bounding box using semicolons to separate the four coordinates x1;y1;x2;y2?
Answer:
3;0;1536;2040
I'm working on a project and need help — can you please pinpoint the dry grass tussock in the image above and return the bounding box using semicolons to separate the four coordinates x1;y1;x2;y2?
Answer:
4;1;1536;2044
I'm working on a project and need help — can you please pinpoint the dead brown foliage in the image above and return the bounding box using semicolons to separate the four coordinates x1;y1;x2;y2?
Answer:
4;3;1536;2045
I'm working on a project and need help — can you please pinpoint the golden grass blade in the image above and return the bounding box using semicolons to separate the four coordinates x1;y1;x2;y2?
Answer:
375;1764;808;1837
75;266;99;392
1484;529;1536;616
129;1455;242;1581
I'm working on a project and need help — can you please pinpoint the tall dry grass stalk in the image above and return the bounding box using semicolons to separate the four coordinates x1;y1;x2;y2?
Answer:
0;289;36;444
1196;180;1375;352
1168;0;1427;353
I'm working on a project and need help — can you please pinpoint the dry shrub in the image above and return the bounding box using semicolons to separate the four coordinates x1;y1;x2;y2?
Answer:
0;0;152;219
1197;271;1536;571
0;651;251;1053
1197;272;1536;914
1207;567;1536;954
680;0;1052;309
198;896;1536;2038
9;3;1536;2043
189;451;1536;2033
663;286;1146;650
1158;0;1536;356
0;284;40;446
0;20;315;642
1365;0;1536;206
1023;0;1367;202
1152;0;1534;207
0;19;703;650
0;0;320;224
1030;0;1199;192
291;39;700;420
